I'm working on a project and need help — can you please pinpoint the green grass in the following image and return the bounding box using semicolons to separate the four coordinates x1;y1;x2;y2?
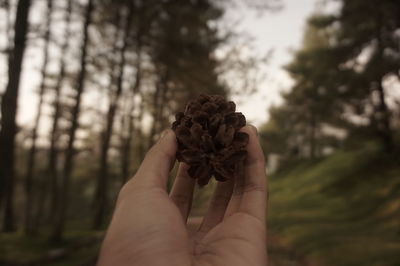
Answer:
0;229;102;265
268;143;400;266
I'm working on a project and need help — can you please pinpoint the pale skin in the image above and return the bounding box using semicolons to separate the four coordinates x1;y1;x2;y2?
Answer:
98;125;268;266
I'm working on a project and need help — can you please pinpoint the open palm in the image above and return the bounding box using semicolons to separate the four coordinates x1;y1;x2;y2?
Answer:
98;126;267;266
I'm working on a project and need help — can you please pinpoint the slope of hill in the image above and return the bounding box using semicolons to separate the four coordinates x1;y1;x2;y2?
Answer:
268;143;400;266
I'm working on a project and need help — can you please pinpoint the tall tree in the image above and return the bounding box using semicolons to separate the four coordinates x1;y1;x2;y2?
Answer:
264;0;400;159
42;0;73;225
147;0;225;144
51;0;94;241
283;21;336;158
370;3;394;150
148;69;169;147
24;0;53;235
0;0;32;232
120;1;151;185
93;1;135;229
310;0;400;151
0;0;13;69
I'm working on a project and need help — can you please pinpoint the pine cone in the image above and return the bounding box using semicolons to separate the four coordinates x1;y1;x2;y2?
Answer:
172;94;249;186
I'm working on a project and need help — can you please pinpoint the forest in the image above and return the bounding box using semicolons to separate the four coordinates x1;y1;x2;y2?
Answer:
0;0;399;265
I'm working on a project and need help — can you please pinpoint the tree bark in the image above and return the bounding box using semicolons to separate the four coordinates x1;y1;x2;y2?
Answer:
136;91;146;160
375;9;393;151
37;0;73;227
4;0;13;68
309;110;316;159
24;0;53;235
93;3;134;229
148;70;169;148
50;0;94;241
120;34;143;186
376;80;392;150
0;0;32;232
148;83;161;148
120;99;134;187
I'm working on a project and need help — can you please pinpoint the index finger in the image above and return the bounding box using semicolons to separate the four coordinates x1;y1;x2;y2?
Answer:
237;125;267;223
135;129;177;189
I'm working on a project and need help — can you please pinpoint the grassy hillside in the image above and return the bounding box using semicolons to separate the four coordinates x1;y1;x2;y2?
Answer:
0;231;102;265
268;143;400;266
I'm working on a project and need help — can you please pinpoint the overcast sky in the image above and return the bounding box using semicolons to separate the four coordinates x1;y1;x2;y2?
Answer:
227;0;317;126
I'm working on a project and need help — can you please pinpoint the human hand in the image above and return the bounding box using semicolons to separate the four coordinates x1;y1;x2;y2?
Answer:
97;125;268;266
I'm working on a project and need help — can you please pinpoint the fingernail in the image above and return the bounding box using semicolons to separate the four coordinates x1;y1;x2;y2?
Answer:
160;129;172;140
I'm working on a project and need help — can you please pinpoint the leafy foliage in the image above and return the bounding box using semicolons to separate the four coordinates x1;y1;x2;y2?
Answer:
261;0;400;160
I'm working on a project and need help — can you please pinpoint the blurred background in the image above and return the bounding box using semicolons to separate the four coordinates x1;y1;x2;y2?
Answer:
0;0;399;265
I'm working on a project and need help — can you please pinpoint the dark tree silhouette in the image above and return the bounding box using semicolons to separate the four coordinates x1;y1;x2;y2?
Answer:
119;0;156;186
93;1;135;229
146;0;225;146
0;0;32;232
120;41;143;186
1;0;13;68
374;8;393;151
24;0;53;235
51;0;95;241
45;0;73;225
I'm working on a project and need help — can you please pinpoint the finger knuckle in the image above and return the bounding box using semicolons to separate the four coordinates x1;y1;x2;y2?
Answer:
170;193;191;207
234;180;266;195
117;177;140;202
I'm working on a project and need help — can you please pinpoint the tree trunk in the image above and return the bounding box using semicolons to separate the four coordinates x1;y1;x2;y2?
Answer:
92;22;121;229
120;35;143;186
93;4;134;229
24;0;53;235
120;103;134;187
148;70;169;149
0;0;32;232
148;84;161;148
309;110;316;159
4;0;13;69
376;80;392;150
375;10;393;152
50;0;94;241
0;0;11;205
136;91;146;160
120;97;136;186
38;0;73;227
